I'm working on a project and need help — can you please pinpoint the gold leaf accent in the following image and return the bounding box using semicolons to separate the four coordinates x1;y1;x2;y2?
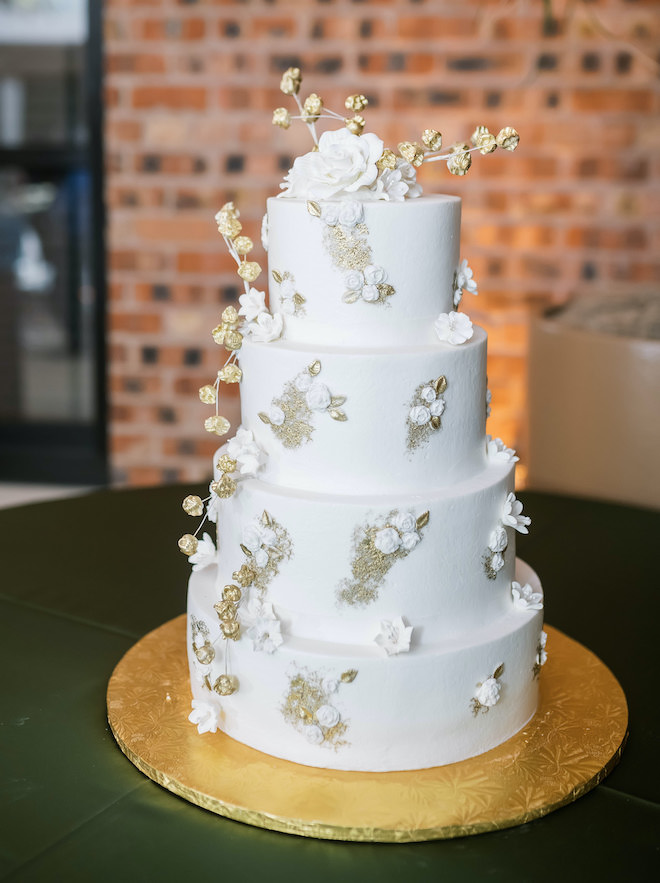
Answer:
430;416;441;430
262;510;272;527
341;669;358;684
293;292;306;305
329;409;347;422
433;375;448;395
308;360;321;376
342;290;360;304
272;269;283;284
258;412;271;425
377;283;395;300
240;544;252;557
306;201;321;218
416;511;430;530
330;395;346;407
494;663;505;679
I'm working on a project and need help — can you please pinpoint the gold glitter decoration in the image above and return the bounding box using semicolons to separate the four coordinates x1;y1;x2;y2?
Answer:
398;141;425;167
345;93;368;112
258;360;347;449
471;125;497;155
218;364;242;383
178;534;198;556
217;454;237;473
280;67;302;96
376;149;397;171
233;235;253;254
222;584;243;603
204;415;230;436
198;384;216;404
108;618;628;842
272;107;291;129
282;667;355;750
210;475;237;499
237;261;262;283
337;509;430;607
216;203;242;239
232;564;256;588
496;126;520;151
422;128;442;151
213;674;239;696
406;376;448;452
471;664;505;716
302;93;323;122
182;494;204;517
238;510;293;598
447;145;472;176
345;115;365;135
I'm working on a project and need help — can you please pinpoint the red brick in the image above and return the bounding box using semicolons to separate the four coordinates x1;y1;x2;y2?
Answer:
132;86;207;110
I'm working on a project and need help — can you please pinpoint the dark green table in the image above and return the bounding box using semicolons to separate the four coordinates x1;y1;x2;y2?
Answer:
1;487;658;881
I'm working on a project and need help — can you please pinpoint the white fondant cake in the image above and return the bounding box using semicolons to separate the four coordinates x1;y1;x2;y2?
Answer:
182;93;541;772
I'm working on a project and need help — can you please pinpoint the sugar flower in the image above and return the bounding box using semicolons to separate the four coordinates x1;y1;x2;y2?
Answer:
487;435;519;463
238;287;267;323
241;599;283;653
245;310;283;343
502;492;531;534
226;427;263;476
511;580;544;610
374;527;401;555
474;677;501;708
188;532;216;571
374;617;413;656
188;699;219;735
434;311;474;346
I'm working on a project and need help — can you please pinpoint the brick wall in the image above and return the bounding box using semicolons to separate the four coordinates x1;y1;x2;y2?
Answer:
105;0;660;486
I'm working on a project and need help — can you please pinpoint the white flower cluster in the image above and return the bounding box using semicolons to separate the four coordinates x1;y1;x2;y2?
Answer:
188;532;216;572
486;524;508;575
374;512;420;555
321;200;364;228
242;519;277;569
537;630;548;667
294;369;332;410
511;580;544;610
302;703;342;745
474;677;501;708
238;287;283;343
409;384;446;427
226;427;263;476
281;128;422;202
373;616;413;656
453;258;478;307
344;264;389;303
434;310;474;346
486;435;519;463
278;276;299;315
241;598;283;654
188;699;219;735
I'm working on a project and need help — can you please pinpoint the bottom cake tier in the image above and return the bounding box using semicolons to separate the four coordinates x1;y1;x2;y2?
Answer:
186;559;544;772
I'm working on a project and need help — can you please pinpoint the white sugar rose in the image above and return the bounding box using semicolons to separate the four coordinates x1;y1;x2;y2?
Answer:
338;200;364;228
488;526;508;552
227;427;262;476
362;283;379;302
305;381;331;411
268;405;285;426
280;297;295;316
475;677;501;707
261;212;269;251
281;128;384;200
364;264;386;285
420;386;436;403
434;310;474;346
344;269;364;291
401;531;420;551
303;724;324;745
322;677;339;694
254;548;269;569
491;552;505;573
247;310;283;343
374;527;401;554
238;287;267;323
409;405;431;426
242;523;264;552
320;203;339;226
294;371;313;392
315;704;341;728
429;398;445;418
279;277;296;299
392;512;416;533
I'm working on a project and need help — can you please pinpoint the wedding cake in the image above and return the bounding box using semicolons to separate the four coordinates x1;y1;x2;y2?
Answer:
179;72;546;772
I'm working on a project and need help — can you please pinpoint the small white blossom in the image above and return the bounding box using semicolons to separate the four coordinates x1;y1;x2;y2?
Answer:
392;512;416;533
491;551;505;573
502;492;531;534
320;203;340;226
362;283;380;302
434;311;474;346
261;212;269;251
188;532;216;572
188;699;219;735
226;427;263;476
429;398;445;418
364;264;386;285
241;599;283;653
537;630;548;666
268;405;285;426
315;704;341;727
420;386;436;403
279;277;296;299
487;435;519;463
475;677;501;708
344;269;364;291
374;616;414;656
488;526;508;552
337;200;364;228
400;531;420;551
305;380;331;411
374;527;401;554
254;548;269;568
511;581;544;610
454;258;478;307
294;371;313;393
409;405;431;426
238;287;267;323
303;724;324;744
322;677;339;694
245;310;283;343
206;480;219;523
242;520;276;553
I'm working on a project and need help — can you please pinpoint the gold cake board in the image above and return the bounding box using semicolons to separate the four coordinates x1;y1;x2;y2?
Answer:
107;617;628;843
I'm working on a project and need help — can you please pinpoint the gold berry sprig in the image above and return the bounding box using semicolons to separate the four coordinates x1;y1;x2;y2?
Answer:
273;67;519;177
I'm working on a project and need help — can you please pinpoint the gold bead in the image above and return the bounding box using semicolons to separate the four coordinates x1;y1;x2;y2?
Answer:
223;330;243;352
223;584;242;603
217;454;237;473
198;384;216;405
221;620;241;641
178;534;198;556
280;67;301;96
345;115;365;135
194;642;215;665
345;93;368;112
182;494;204;517
221;305;239;326
218;364;242;383
422;128;442;151
215;204;242;238
233;235;253;255
496;126;520;151
272;106;291;129
237;261;262;283
398;141;425;167
232;564;256;588
213;674;238;696
376;149;397;171
210;474;237;498
214;599;237;622
471;125;496;154
447;145;472;176
211;324;226;346
302;92;323;123
204;415;231;436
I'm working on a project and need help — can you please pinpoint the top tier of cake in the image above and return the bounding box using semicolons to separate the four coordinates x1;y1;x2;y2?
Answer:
266;194;461;348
